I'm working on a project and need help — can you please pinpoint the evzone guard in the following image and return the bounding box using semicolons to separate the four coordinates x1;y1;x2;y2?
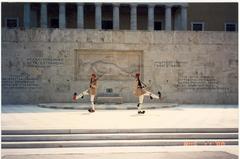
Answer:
72;73;99;113
72;72;162;114
133;73;162;114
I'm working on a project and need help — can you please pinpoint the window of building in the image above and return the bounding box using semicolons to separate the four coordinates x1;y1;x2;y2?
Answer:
191;22;205;31
102;20;113;30
5;18;19;28
225;23;236;32
50;18;59;28
154;21;162;30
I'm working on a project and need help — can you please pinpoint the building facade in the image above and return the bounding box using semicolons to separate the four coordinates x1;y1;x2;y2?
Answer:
2;3;238;31
1;3;238;104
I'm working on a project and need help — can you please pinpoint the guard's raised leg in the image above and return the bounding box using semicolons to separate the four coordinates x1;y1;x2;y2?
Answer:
72;89;89;101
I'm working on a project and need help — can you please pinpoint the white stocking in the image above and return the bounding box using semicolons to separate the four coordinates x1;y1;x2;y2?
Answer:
138;95;144;111
76;89;89;100
90;95;95;110
144;90;159;99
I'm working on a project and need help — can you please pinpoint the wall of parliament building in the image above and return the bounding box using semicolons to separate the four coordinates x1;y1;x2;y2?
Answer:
1;2;238;104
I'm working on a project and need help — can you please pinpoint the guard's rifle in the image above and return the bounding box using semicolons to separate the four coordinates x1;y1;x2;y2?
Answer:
127;72;148;88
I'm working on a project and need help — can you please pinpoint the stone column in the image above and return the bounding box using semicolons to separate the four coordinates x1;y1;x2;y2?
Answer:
165;5;172;31
23;3;31;29
181;5;187;30
77;3;84;29
113;3;120;30
40;3;47;28
148;4;155;31
130;4;137;30
59;3;66;29
95;3;102;30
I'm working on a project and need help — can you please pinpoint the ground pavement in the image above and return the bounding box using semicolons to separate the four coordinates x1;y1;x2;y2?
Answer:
1;103;239;159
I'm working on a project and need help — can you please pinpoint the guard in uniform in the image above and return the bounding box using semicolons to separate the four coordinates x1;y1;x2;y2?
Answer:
73;73;98;113
134;73;161;114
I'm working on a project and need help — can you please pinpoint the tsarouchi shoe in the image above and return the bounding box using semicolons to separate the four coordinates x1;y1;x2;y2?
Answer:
138;110;145;114
88;108;95;113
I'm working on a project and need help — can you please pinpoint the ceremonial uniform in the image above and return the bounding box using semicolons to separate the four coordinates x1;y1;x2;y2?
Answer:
134;73;161;114
73;73;98;112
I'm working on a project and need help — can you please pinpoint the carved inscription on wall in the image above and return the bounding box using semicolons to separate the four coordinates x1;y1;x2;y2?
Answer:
154;60;187;68
75;50;143;80
26;57;64;67
177;75;218;89
55;83;70;92
176;75;229;92
2;74;40;90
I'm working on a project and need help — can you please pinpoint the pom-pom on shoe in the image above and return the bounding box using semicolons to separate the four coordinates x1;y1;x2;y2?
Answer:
72;92;77;101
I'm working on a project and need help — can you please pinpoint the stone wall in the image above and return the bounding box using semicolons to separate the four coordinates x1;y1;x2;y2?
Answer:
1;29;238;104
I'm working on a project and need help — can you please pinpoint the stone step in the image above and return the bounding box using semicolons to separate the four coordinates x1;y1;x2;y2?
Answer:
2;128;238;135
2;139;238;148
2;133;238;142
37;103;178;110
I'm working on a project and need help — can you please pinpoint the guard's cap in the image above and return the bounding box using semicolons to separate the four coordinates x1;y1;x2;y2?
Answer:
135;73;140;77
